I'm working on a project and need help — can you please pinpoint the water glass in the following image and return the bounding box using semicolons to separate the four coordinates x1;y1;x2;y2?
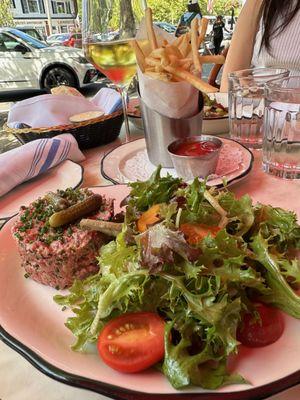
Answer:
263;76;300;179
229;68;289;148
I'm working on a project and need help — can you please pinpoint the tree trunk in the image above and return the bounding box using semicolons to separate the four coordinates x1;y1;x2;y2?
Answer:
120;0;136;38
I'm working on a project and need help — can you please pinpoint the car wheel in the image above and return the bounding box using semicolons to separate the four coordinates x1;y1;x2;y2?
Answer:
43;67;77;90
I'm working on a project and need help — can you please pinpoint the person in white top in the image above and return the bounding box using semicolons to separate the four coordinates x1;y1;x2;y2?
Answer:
220;0;300;91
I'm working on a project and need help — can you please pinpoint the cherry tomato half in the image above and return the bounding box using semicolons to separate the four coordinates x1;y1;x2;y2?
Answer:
237;303;284;347
97;312;165;373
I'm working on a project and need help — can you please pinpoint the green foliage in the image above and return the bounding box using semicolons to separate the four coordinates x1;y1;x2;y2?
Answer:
0;0;14;27
76;0;240;26
148;0;240;24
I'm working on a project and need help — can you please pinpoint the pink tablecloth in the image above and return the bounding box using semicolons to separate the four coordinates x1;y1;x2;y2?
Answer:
1;129;299;400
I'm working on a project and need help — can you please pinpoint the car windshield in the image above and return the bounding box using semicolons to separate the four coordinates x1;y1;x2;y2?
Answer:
49;34;69;41
21;29;42;40
9;29;48;49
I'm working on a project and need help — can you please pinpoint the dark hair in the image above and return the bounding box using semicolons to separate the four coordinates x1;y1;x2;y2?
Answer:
260;0;300;53
187;3;201;14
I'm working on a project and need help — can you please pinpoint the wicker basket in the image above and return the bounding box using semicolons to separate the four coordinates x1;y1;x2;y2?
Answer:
4;110;124;150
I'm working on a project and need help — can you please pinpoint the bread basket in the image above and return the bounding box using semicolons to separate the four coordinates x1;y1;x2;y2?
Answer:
4;110;124;150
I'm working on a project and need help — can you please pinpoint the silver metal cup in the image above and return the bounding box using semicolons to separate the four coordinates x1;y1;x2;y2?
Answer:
139;95;203;168
167;135;222;181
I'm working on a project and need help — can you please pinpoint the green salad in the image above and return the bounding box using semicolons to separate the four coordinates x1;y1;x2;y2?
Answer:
55;167;300;390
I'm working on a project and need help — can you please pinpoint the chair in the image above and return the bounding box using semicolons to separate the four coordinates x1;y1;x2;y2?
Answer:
207;46;229;89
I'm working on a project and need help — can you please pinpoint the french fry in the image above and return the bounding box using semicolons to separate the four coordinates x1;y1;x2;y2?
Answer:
168;55;180;68
131;7;221;94
145;57;165;73
131;40;146;72
145;7;158;50
149;47;167;59
172;34;184;48
180;61;193;70
198;17;209;46
148;48;170;67
164;45;183;59
178;32;191;58
145;66;156;72
164;65;218;93
191;18;201;72
155;64;165;73
145;56;162;67
199;55;226;64
179;57;193;65
145;71;172;82
171;75;184;82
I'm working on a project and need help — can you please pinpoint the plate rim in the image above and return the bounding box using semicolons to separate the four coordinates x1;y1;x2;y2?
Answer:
0;159;84;221
1;320;300;400
100;137;254;188
0;185;299;399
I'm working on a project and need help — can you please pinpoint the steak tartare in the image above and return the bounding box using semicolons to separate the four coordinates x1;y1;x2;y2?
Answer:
12;188;114;289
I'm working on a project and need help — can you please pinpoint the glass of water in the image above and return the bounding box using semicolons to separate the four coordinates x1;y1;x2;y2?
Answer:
263;76;300;179
229;68;289;148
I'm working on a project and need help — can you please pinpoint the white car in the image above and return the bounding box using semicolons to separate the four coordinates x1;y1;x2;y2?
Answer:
0;28;98;92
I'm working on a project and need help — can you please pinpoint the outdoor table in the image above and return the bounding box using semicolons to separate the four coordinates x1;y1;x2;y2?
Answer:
0;124;299;400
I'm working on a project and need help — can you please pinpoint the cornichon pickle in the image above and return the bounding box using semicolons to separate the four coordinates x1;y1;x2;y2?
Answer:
49;194;102;228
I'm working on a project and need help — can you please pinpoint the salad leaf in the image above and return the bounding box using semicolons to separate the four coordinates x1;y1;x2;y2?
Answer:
253;204;300;251
138;224;201;272
90;271;149;335
98;230;139;277
129;166;181;211
219;192;254;236
54;272;117;350
278;258;300;284
162;299;245;390
251;234;300;318
178;180;220;226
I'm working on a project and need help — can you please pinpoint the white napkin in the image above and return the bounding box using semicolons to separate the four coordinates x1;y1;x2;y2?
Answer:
91;88;123;114
7;88;122;129
0;134;85;197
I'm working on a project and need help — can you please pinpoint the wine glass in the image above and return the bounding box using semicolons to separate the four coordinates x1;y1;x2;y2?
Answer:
82;0;146;142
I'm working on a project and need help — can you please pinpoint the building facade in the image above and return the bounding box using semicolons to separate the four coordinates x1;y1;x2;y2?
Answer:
11;0;77;36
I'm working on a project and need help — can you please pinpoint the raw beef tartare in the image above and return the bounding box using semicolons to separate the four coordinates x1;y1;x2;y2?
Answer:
12;188;114;289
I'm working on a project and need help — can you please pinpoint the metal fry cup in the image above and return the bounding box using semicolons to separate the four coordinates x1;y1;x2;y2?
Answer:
139;94;204;168
167;135;223;181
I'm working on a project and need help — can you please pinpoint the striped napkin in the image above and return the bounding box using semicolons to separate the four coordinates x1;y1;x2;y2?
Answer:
0;134;85;197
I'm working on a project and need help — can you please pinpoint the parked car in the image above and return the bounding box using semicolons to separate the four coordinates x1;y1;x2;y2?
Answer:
47;32;82;48
15;26;46;42
64;33;82;48
46;33;70;47
0;28;99;92
154;22;176;34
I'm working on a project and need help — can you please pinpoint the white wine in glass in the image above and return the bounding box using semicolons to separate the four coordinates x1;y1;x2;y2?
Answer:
82;0;146;141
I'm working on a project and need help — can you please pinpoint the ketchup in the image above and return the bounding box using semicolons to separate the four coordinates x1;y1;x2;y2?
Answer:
174;141;219;157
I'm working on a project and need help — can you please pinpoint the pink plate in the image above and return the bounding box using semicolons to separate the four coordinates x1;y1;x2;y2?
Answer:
101;138;253;188
0;185;299;400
